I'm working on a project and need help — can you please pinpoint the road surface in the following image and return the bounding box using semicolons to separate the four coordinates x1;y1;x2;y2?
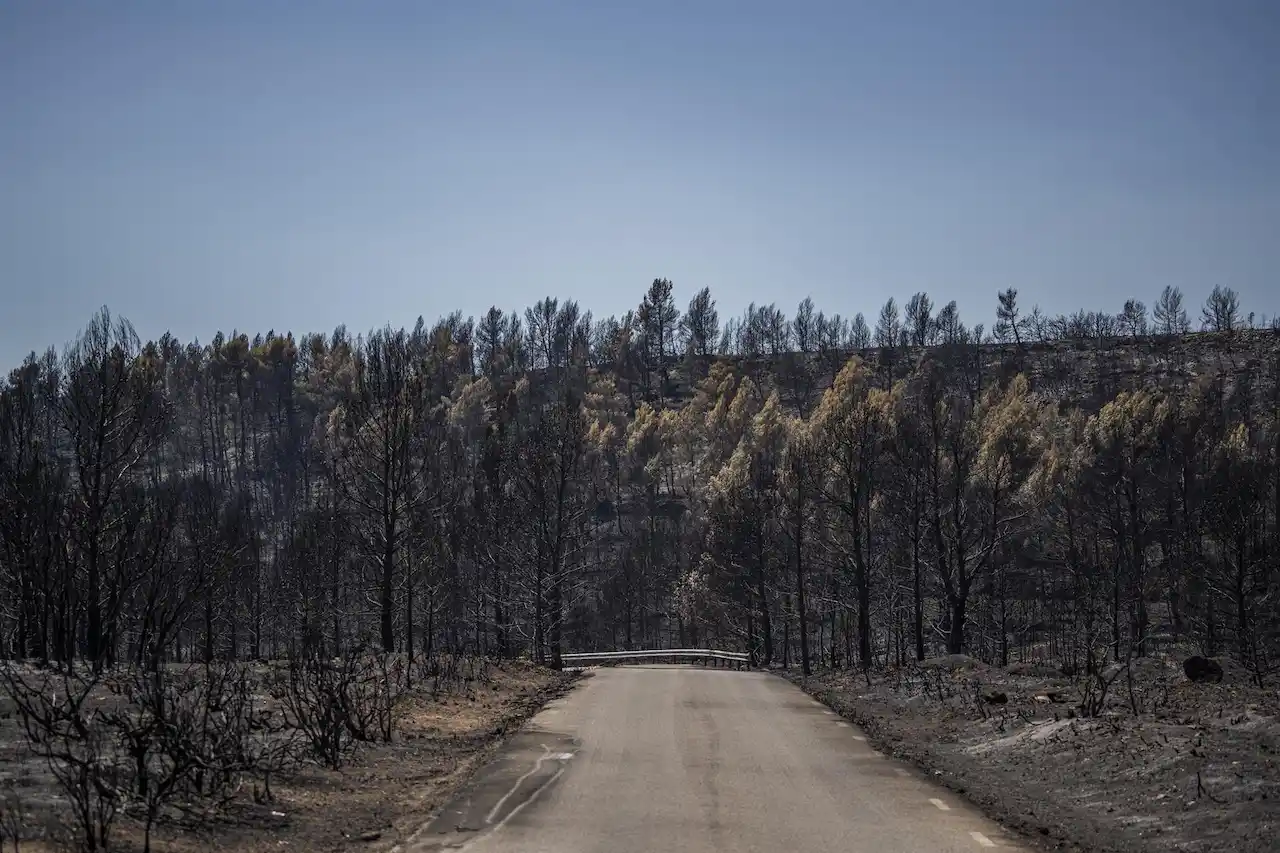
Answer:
397;666;1030;852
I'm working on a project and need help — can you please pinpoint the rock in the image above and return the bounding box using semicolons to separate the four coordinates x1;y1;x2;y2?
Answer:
1101;663;1126;682
1037;690;1069;703
1183;656;1224;684
921;654;978;671
1007;662;1060;677
983;690;1008;705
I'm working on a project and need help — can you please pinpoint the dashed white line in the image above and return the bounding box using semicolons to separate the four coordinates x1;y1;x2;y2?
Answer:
929;798;951;811
894;767;911;776
849;734;866;741
970;831;996;847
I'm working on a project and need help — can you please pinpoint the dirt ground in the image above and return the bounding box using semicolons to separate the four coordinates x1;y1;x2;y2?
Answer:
0;660;579;853
789;655;1279;853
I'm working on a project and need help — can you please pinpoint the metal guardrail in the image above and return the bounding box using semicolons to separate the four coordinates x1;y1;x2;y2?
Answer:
560;648;750;668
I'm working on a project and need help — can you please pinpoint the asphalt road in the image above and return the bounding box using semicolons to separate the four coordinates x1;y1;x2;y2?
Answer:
399;666;1030;853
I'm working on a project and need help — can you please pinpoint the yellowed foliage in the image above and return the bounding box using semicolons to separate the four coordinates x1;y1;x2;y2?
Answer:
1085;389;1163;461
447;376;492;435
752;390;787;448
625;402;661;457
976;374;1042;487
727;376;760;435
810;356;870;434
703;371;738;436
1217;422;1251;465
708;441;750;500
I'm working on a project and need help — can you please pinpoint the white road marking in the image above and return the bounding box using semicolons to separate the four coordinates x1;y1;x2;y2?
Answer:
462;764;567;852
894;767;911;776
391;748;570;853
929;798;951;811
835;721;850;727
485;745;564;824
850;734;866;741
970;831;996;847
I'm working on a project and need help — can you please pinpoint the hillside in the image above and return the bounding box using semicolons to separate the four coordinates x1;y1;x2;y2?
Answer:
658;330;1280;416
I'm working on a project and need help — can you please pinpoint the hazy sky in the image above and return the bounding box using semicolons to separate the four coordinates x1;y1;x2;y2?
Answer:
2;1;1277;366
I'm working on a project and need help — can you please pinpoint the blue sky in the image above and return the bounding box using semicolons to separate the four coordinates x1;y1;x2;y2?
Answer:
2;1;1277;365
